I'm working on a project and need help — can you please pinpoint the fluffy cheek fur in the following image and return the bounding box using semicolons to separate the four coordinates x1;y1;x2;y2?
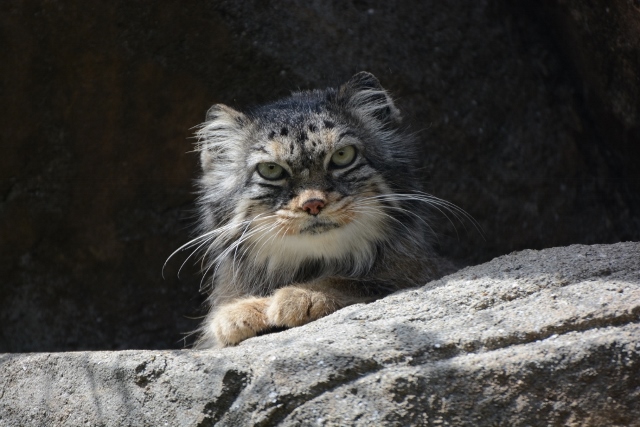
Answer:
247;195;389;274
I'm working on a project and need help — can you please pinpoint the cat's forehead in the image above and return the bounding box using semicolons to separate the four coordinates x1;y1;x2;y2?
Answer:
251;93;333;130
256;112;334;140
247;95;354;164
251;116;344;165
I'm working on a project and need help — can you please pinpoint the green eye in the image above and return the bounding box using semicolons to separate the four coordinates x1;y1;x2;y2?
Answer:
330;145;357;168
257;162;286;180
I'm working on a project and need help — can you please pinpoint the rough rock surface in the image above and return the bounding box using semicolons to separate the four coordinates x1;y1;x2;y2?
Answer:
2;242;638;426
2;0;639;353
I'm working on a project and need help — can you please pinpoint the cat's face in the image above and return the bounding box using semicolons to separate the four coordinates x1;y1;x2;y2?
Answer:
196;73;414;269
242;113;395;266
246;115;386;234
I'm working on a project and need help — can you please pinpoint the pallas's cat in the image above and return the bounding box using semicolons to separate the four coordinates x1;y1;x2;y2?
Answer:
182;72;458;348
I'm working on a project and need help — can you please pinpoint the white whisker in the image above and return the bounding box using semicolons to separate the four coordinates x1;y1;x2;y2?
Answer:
358;192;484;239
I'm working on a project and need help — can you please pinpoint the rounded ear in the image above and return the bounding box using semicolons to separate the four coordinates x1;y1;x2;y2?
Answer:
342;71;385;92
197;104;248;171
205;104;246;123
338;72;402;126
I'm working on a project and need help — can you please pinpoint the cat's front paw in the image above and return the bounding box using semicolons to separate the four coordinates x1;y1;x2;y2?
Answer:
211;297;270;346
266;286;341;328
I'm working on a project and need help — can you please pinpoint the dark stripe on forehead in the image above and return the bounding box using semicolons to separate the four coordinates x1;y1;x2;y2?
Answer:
297;131;308;143
323;120;335;129
338;130;357;140
252;146;269;154
300;155;314;169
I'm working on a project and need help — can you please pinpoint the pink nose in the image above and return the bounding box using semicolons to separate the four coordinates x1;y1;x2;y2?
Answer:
301;199;325;215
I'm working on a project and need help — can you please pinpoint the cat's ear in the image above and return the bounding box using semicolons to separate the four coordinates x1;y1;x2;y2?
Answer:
197;104;248;171
338;72;402;127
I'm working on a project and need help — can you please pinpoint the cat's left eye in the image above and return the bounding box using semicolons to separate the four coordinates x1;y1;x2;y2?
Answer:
329;145;357;169
257;162;286;180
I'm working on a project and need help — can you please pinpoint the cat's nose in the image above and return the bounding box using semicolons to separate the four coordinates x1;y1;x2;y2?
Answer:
301;199;325;216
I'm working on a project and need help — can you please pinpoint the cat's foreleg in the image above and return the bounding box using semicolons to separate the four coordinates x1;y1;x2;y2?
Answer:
266;279;368;328
206;297;271;347
203;280;368;347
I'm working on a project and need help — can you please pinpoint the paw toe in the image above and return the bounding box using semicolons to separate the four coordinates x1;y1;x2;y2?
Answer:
211;298;269;346
267;286;339;327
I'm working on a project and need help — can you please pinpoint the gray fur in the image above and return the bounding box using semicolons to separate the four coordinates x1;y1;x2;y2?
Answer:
187;72;455;348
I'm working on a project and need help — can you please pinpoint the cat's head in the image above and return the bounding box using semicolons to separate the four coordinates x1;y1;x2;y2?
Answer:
195;72;421;270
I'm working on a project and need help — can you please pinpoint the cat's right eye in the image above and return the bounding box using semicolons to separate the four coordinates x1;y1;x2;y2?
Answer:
329;145;357;169
257;162;286;180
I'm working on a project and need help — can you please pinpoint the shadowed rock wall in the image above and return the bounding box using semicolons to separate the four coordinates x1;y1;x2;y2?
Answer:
1;0;638;351
525;0;640;201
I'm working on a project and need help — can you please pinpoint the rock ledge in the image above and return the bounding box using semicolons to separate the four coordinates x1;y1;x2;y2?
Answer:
1;242;639;426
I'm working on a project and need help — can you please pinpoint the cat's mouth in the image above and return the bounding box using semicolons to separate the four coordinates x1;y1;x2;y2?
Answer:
273;204;355;236
299;219;341;235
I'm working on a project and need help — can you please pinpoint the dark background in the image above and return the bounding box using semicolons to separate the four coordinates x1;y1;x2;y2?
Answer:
1;0;639;352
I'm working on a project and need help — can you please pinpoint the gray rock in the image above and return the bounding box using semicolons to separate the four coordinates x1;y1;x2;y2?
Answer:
2;242;639;426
